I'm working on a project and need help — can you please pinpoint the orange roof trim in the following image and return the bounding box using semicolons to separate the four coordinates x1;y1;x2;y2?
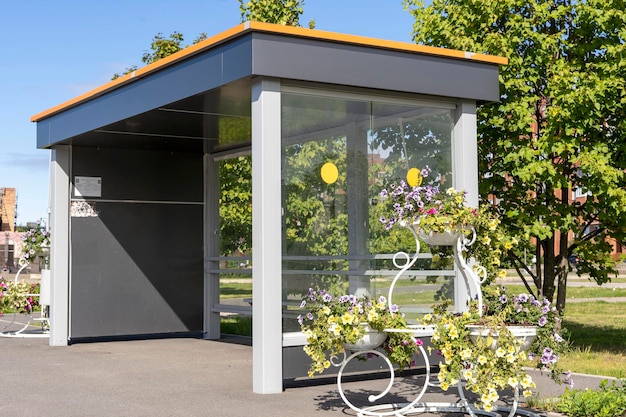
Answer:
31;21;507;122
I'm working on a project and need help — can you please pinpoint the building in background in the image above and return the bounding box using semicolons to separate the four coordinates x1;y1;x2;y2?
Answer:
1;188;17;232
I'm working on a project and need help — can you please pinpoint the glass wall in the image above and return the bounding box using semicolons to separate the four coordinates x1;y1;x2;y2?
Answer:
281;88;455;331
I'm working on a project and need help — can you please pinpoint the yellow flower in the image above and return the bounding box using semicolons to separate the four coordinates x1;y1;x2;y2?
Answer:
455;195;464;204
504;241;513;250
446;187;456;195
495;347;506;358
508;377;519;388
449;327;459;339
520;375;534;388
507;345;516;354
481;236;491;245
423;313;432;322
367;310;379;322
506;353;516;363
460;348;472;360
477;355;487;365
341;312;354;325
440;381;450;391
322;306;331;315
523;389;533;398
488;218;500;230
432;254;441;262
497;269;507;279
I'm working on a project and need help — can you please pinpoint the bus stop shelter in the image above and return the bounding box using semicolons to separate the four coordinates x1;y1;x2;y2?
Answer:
31;21;505;394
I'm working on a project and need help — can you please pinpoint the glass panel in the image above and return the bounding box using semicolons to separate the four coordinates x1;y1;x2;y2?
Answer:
281;90;454;331
217;156;252;336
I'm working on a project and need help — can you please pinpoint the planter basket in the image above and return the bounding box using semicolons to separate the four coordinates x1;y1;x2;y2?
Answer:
343;327;387;352
466;325;537;352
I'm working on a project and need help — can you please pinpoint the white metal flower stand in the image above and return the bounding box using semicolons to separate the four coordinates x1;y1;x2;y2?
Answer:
332;222;538;417
0;262;50;338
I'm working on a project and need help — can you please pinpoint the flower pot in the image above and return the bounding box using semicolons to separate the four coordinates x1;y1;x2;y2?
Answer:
466;325;537;352
418;229;463;246
343;327;387;351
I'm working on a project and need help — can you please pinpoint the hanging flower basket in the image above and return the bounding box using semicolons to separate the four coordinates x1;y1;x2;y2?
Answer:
466;324;537;352
418;229;463;246
343;325;387;351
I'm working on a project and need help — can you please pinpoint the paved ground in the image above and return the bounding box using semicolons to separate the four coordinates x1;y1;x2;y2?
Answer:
0;333;615;417
0;272;622;416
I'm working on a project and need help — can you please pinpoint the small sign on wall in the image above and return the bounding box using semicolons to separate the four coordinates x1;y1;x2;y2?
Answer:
74;176;102;198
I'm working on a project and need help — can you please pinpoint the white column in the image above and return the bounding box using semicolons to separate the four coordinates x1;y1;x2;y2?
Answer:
49;145;70;346
452;99;478;205
251;77;283;394
452;99;478;312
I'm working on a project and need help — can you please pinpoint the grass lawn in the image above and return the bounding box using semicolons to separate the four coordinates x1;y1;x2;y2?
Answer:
560;302;626;379
218;277;626;379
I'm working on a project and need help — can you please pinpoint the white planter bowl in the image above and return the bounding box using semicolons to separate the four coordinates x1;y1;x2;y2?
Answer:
466;325;537;352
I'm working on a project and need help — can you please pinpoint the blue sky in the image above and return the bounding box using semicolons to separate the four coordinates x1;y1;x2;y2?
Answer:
0;0;415;226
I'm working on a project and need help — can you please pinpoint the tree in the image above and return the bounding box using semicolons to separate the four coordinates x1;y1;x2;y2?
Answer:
403;0;626;311
112;32;207;80
239;0;303;26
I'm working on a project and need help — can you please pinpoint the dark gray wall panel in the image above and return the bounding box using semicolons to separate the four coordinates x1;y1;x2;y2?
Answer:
71;147;203;202
69;147;204;339
251;33;501;102
70;203;203;339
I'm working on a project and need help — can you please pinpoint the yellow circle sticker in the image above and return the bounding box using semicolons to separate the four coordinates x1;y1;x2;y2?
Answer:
406;167;423;187
321;162;339;184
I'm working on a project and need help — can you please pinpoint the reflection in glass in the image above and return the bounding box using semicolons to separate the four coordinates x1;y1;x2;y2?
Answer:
281;90;454;331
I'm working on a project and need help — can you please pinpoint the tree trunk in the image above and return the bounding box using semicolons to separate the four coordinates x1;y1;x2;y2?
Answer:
542;236;556;302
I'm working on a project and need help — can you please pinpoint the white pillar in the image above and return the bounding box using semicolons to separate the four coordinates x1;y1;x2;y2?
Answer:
452;99;478;312
251;77;283;394
452;99;478;205
49;145;70;346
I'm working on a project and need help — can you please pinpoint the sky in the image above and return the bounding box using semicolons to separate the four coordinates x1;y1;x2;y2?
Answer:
0;0;416;226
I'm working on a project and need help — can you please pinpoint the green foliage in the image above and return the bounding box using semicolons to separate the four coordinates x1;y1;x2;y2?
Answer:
239;0;304;26
403;0;626;310
300;290;421;377
554;379;626;417
112;32;208;80
219;156;252;255
0;278;39;315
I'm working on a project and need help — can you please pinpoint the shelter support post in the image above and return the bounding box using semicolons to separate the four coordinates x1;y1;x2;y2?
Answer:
452;99;478;312
49;145;70;346
251;77;283;394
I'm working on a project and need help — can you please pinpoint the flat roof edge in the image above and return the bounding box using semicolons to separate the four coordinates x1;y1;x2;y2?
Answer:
245;21;508;66
31;21;507;123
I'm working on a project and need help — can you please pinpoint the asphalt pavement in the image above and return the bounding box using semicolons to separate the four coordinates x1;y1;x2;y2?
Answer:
0;332;616;417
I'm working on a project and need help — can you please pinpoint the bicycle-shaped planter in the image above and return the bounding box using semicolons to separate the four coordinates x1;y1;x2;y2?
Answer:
332;222;539;417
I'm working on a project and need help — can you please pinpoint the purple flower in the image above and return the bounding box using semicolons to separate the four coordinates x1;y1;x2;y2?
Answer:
306;312;313;320
378;296;387;304
538;316;547;327
390;304;399;313
297;314;304;325
421;166;430;177
380;189;388;198
541;305;550;314
300;300;306;308
517;293;529;303
499;295;507;304
541;348;558;365
554;333;564;343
